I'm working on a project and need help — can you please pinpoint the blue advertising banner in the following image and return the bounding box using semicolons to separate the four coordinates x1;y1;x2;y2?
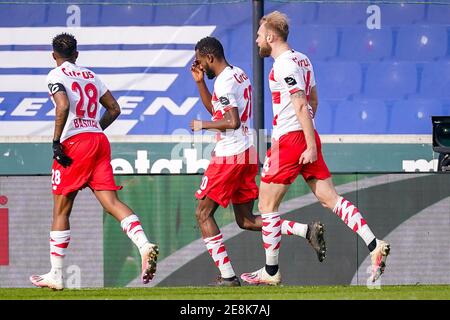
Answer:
0;3;252;136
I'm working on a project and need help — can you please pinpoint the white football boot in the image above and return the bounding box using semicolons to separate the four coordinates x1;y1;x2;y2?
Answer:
240;267;281;285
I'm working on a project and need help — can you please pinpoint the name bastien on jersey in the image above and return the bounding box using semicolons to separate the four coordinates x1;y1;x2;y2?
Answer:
47;61;108;142
211;65;253;157
269;49;316;140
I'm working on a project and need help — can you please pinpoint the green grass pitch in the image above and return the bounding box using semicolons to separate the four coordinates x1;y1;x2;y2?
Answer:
1;285;450;300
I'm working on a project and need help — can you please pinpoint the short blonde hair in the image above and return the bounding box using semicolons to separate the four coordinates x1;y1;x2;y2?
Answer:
260;11;289;41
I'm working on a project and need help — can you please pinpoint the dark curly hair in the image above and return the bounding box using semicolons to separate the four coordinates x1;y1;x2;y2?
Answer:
52;33;77;58
194;36;225;59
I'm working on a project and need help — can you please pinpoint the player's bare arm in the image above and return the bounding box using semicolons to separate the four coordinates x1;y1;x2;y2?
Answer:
291;90;317;164
309;86;318;117
191;60;214;115
52;91;70;142
190;107;240;132
99;90;121;130
51;90;73;167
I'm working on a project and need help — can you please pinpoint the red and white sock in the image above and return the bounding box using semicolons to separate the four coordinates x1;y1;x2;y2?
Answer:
49;230;70;278
262;212;282;266
333;196;376;246
281;219;308;238
204;233;235;278
120;214;149;255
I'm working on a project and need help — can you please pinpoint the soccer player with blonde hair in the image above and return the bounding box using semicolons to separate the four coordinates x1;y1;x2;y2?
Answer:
241;11;390;285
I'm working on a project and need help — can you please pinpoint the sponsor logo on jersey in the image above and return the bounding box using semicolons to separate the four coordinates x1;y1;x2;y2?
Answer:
219;96;230;106
284;76;297;86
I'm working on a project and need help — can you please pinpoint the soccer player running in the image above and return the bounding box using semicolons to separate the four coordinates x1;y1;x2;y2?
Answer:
190;37;326;287
29;33;159;290
240;11;390;285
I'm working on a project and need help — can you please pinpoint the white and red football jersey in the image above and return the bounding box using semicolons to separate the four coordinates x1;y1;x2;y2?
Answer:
211;65;253;157
269;49;316;140
47;61;108;142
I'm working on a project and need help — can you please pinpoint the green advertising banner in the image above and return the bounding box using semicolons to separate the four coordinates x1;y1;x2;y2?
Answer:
0;135;440;174
103;174;363;287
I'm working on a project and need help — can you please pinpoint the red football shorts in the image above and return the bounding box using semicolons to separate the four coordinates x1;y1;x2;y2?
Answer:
195;146;259;208
51;132;122;196
261;130;331;185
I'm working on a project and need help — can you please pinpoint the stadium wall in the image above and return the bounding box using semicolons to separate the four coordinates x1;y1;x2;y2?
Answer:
1;173;449;288
0;177;103;288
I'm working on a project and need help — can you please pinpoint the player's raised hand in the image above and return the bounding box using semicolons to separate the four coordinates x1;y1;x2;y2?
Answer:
299;147;317;165
52;140;73;167
190;119;203;132
191;60;204;83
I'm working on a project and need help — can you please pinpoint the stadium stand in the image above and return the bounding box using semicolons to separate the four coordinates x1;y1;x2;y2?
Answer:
266;1;318;25
427;4;450;25
340;26;393;61
297;3;450;134
313;99;334;134
381;3;426;25
314;61;362;100
364;62;418;100
389;99;444;134
316;3;368;25
332;99;389;134
1;2;449;135
419;61;450;99
296;25;338;61
396;25;448;61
